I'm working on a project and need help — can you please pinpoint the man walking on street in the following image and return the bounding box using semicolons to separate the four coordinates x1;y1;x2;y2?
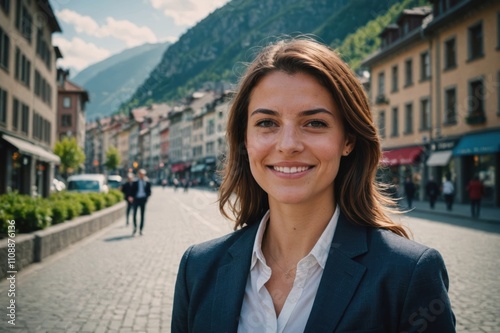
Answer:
442;175;455;211
403;176;416;209
425;176;440;209
121;173;135;226
132;169;152;236
467;175;484;218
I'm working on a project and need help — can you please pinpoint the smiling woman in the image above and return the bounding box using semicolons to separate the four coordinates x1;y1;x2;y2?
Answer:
171;38;456;333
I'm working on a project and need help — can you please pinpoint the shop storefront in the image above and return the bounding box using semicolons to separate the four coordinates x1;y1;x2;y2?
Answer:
381;146;424;198
452;130;500;206
426;138;460;190
1;134;60;197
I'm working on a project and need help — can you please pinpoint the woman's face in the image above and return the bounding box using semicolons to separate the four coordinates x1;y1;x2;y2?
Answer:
245;70;354;206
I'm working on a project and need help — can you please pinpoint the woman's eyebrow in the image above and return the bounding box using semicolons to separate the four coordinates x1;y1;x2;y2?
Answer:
250;108;333;117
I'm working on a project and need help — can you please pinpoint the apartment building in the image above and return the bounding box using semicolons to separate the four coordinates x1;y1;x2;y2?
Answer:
0;0;62;197
56;69;88;150
362;0;500;206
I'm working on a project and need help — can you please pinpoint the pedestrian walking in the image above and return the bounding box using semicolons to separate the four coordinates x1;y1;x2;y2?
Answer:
173;178;179;191
131;169;152;236
172;38;455;332
425;176;440;209
466;175;484;218
403;176;416;209
442;176;455;211
121;173;135;226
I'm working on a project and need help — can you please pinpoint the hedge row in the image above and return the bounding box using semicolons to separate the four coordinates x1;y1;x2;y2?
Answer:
0;189;124;235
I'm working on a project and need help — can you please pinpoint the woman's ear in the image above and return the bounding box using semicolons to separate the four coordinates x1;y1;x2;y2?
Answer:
343;134;356;156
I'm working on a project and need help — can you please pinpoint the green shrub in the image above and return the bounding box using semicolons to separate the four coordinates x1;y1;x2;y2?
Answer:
50;201;68;225
77;195;96;215
87;193;106;211
13;198;52;233
65;200;82;220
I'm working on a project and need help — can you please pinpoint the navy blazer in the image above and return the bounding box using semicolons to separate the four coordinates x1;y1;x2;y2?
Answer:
131;179;152;199
172;212;455;332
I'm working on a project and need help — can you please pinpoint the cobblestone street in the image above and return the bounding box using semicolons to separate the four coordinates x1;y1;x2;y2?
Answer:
1;187;499;332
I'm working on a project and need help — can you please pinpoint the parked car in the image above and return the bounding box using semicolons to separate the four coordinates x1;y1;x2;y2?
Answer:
67;174;109;193
107;175;123;189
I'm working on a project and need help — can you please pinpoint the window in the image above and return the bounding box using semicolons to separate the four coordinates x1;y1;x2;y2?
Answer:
1;0;10;15
420;51;431;81
420;98;431;130
468;22;483;60
404;59;413;87
61;114;72;127
15;2;32;43
404;103;413;134
21;103;29;134
63;96;71;108
378;72;385;96
444;87;457;124
0;87;6;125
15;47;31;87
12;97;19;131
206;119;215;135
469;79;485;116
206;141;215;155
36;28;51;70
391;65;398;92
0;26;9;71
32;112;38;139
444;38;456;70
391;107;399;137
497;12;500;49
378;111;386;138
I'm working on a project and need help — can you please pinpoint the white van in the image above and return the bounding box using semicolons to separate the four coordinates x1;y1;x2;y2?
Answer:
67;174;109;193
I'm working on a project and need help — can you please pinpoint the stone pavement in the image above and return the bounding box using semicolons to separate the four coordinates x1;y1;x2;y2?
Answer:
0;186;498;332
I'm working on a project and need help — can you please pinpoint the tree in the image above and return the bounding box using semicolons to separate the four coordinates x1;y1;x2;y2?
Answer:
105;146;121;172
54;137;86;179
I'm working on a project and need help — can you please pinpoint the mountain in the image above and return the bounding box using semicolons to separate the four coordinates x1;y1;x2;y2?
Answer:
73;42;170;120
122;0;428;111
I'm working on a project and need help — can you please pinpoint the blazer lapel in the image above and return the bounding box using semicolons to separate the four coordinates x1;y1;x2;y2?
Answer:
304;213;368;333
211;223;259;332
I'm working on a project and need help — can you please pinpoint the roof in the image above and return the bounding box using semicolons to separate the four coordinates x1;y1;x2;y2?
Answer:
59;80;90;103
37;0;62;32
131;106;150;122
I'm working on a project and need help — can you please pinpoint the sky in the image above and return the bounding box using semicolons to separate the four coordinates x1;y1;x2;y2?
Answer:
51;0;230;75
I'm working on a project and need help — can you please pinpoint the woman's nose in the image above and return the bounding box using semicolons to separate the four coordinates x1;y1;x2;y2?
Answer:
276;126;303;154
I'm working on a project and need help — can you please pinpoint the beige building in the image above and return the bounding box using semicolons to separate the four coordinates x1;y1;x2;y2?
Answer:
56;69;88;150
362;0;500;206
0;0;62;197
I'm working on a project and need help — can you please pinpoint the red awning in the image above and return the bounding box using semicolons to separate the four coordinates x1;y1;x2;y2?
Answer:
171;163;190;173
382;147;423;166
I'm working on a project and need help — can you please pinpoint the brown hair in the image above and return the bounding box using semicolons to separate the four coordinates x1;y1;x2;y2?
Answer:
218;37;409;238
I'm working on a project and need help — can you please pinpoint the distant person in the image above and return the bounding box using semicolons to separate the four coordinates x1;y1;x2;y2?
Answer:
403;176;416;209
173;178;179;191
466;175;484;218
182;178;189;192
131;169;152;236
121;173;135;226
425;176;440;209
162;178;167;189
442;176;455;211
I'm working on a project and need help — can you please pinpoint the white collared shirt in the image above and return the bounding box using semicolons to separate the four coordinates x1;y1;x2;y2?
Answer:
237;206;340;333
136;179;147;198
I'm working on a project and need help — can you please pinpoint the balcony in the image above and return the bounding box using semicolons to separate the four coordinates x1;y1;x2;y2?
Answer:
465;112;486;125
375;94;390;105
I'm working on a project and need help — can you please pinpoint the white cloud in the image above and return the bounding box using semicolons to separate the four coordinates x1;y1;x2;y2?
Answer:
150;0;229;26
53;36;111;70
56;9;158;47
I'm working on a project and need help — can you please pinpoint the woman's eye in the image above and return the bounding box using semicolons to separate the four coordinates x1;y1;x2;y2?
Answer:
306;120;328;128
256;120;276;128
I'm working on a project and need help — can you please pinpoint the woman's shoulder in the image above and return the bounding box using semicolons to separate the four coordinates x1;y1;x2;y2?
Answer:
369;227;442;263
183;224;257;262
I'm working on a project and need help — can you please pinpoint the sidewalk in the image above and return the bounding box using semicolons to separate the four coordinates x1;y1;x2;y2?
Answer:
405;199;500;224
